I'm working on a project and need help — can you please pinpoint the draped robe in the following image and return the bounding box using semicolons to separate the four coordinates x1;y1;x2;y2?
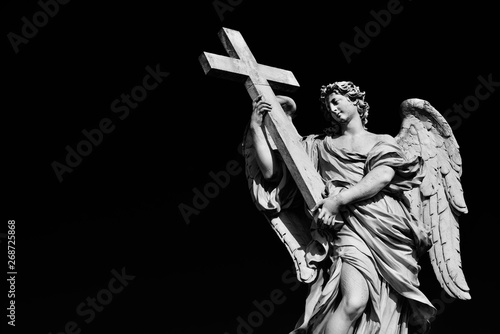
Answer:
245;132;437;334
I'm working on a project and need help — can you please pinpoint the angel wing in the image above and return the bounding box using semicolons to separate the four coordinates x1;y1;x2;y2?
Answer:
395;98;471;300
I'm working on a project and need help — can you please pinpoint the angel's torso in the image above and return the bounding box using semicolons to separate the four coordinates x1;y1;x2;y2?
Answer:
314;136;395;186
326;131;392;156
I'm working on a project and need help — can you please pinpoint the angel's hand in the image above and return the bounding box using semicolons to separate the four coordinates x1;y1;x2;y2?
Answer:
312;196;342;227
251;95;272;128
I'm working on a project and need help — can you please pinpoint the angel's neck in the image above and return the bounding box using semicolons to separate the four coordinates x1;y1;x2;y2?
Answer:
339;118;365;136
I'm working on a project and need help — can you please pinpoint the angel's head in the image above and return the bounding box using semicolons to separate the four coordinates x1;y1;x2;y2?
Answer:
320;81;370;133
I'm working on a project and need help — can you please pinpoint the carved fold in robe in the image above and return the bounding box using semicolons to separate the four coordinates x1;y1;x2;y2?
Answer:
243;126;316;282
247;133;436;334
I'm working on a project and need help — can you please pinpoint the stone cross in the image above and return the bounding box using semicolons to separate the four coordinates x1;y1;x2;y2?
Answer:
199;27;324;209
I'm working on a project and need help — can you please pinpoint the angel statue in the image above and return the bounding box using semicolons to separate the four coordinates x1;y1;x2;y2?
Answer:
242;81;470;334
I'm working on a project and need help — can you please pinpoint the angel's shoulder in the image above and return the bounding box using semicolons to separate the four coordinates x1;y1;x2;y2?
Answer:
374;133;398;145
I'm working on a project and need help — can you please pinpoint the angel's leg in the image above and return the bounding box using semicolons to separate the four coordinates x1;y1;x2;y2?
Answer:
324;262;369;334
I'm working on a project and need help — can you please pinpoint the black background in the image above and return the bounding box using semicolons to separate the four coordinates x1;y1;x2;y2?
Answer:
3;0;499;333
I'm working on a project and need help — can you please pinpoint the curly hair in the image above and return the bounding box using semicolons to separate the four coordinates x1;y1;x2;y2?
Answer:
319;81;370;135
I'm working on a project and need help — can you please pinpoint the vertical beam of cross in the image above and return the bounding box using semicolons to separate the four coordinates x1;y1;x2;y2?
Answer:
199;27;324;209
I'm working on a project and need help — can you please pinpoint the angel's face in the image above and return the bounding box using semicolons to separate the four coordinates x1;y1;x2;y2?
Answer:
326;94;357;124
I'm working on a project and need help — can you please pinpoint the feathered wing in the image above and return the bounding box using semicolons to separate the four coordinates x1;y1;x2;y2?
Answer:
395;98;471;300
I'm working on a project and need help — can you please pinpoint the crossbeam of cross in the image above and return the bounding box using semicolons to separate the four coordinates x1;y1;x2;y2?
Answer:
199;27;324;209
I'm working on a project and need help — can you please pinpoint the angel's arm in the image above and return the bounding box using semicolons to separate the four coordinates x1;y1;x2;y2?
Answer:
339;165;395;204
316;165;395;224
337;135;399;204
249;96;282;180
